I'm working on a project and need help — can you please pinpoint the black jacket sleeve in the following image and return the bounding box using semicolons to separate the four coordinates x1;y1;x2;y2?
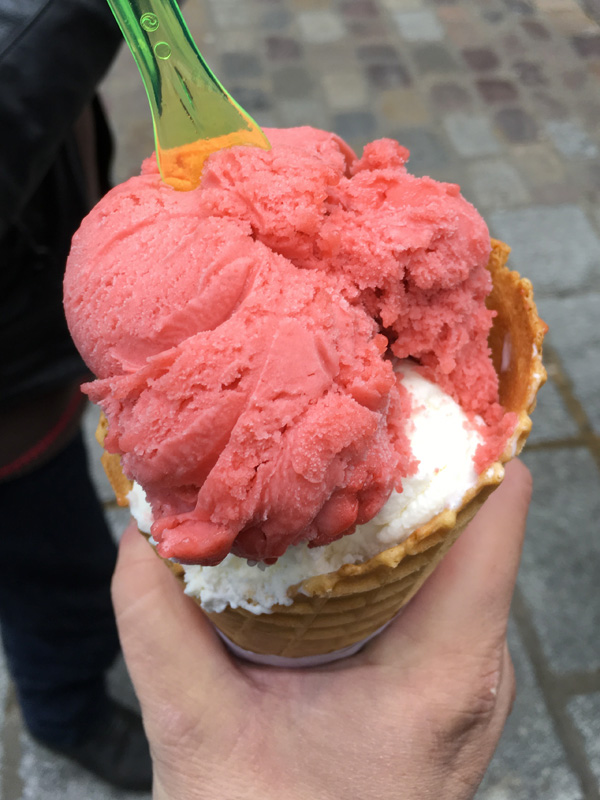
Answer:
0;0;122;237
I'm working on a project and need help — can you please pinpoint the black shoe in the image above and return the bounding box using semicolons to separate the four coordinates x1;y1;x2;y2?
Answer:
37;699;152;792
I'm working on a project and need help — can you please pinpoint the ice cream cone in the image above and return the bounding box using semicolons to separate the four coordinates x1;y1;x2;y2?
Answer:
97;239;546;663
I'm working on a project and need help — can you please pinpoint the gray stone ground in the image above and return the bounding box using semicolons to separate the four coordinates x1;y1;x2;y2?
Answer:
2;0;600;796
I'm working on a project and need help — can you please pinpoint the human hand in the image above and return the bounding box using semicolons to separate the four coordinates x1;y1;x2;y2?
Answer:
112;459;532;800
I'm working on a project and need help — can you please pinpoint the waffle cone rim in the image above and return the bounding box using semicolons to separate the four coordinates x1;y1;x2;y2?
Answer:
269;238;545;600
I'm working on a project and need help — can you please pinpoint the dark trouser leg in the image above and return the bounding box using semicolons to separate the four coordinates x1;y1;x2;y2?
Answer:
0;430;120;747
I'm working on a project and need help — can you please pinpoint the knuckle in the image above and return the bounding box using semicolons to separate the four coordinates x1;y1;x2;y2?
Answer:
432;644;508;743
449;669;502;738
415;643;516;796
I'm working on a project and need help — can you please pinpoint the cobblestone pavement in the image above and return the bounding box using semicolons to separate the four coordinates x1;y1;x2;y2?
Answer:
2;0;600;797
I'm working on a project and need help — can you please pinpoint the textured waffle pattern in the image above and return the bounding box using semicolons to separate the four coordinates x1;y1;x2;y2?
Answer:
203;483;493;657
206;535;450;657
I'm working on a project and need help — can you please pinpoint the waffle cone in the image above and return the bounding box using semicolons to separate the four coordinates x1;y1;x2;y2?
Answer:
97;239;546;661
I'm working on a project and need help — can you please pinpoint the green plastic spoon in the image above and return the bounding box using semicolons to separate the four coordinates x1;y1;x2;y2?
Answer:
106;0;270;190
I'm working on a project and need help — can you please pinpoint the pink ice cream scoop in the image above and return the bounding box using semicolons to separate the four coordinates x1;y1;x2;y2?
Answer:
64;127;514;565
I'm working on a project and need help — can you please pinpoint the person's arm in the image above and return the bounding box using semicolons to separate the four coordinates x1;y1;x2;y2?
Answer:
112;459;532;800
0;0;122;236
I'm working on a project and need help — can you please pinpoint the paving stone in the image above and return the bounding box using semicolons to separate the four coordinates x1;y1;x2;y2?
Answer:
357;43;401;62
443;21;484;48
265;35;303;60
512;143;562;183
489;205;600;293
379;87;432;125
18;731;151;800
562;66;590;89
512;59;548;85
581;99;600;127
411;42;460;72
531;181;582;204
392;9;445;40
569;160;600;201
430;81;473;110
586;0;600;22
0;647;8;774
256;113;283;134
503;0;536;14
303;41;357;69
435;5;474;26
481;8;507;23
221;52;263;80
485;0;510;15
521;18;553;38
587;60;600;80
380;0;425;10
260;7;294;31
481;0;507;14
494;107;539;143
462;46;501;71
466;158;531;208
211;29;256;54
562;9;597;39
593;201;600;231
279;96;330;127
391;127;450;176
107;655;142;715
589;162;600;193
333;110;379;140
173;0;212;38
518;447;600;674
549;7;598;34
537;294;600;431
532;89;570;119
567;694;600;785
525;377;580;444
272;65;313;98
228;85;272;112
366;61;412;88
572;31;600;54
443;112;503;157
476;620;583;800
544;119;600;159
322;70;369;110
291;0;327;9
101;61;156;183
105;505;131;545
501;31;528;56
477;77;520;103
207;0;254;28
346;17;390;36
531;0;576;12
339;0;380;17
297;10;347;42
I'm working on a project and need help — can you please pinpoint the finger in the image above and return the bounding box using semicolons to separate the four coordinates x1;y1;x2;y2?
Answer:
466;641;517;762
446;640;517;793
366;459;532;665
112;521;237;711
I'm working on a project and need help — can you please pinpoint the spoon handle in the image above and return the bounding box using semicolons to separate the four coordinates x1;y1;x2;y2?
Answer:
106;0;269;188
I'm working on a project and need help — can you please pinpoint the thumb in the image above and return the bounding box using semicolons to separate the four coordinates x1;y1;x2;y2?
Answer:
111;521;237;716
367;459;532;667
